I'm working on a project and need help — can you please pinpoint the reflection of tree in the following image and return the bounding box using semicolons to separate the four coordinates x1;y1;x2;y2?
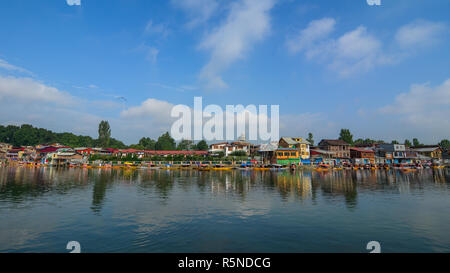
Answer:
137;170;175;203
315;171;358;209
91;170;111;214
0;167;86;203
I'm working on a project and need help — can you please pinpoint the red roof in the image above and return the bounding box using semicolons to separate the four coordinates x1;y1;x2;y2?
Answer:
144;150;208;155
8;148;25;152
119;149;144;153
38;146;68;153
350;147;375;153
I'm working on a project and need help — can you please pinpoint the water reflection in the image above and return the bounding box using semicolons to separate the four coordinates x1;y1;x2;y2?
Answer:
1;166;449;253
0;167;449;211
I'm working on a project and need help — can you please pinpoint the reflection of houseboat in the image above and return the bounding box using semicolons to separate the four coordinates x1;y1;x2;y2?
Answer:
254;164;270;171
179;164;191;169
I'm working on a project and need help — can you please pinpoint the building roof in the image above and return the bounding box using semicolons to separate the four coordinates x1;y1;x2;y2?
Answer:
144;151;208;155
411;146;441;152
350;147;375;153
258;142;278;152
119;149;144;153
38;146;67;153
310;149;335;155
319;139;350;146
280;137;311;145
276;148;298;151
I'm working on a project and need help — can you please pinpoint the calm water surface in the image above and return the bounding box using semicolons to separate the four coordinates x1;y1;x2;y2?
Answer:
0;166;449;253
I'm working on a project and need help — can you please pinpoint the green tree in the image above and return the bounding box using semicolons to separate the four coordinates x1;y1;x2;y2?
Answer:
177;139;194;151
230;150;247;157
404;139;412;147
391;140;399;144
138;137;156;150
155;132;176;151
195;140;209;151
438;139;450;149
412;138;421;147
98;121;111;147
307;133;314;146
339;129;353;144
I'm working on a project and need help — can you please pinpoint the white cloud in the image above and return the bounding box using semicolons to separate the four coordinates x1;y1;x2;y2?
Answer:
287;18;446;77
171;0;219;28
287;18;386;76
144;20;169;38
0;76;103;138
286;18;336;54
66;0;81;6
120;98;175;119
329;26;385;76
395;20;447;49
379;79;450;139
0;76;74;105
0;58;33;75
198;0;275;89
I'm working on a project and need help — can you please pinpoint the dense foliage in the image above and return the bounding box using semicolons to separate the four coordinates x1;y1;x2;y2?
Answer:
339;129;353;144
0;124;126;148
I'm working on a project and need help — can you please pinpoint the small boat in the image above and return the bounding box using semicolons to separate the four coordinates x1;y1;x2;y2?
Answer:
316;164;332;171
239;163;254;170
254;165;270;171
212;164;232;171
270;164;288;171
198;165;211;171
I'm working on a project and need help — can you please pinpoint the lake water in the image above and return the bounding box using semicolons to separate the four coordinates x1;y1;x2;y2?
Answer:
0;166;449;253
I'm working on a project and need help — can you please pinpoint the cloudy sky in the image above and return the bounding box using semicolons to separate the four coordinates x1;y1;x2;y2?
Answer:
0;0;449;144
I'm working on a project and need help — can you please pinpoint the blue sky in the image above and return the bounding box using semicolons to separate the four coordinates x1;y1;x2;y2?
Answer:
0;0;449;144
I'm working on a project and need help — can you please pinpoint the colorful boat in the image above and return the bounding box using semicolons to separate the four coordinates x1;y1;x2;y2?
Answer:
212;164;232;171
254;166;270;171
316;164;332;171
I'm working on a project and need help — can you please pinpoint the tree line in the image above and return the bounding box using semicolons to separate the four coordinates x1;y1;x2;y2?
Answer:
0;122;209;151
305;129;449;150
2;123;448;151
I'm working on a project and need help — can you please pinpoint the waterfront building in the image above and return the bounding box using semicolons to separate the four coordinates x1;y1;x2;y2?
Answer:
209;142;228;155
258;142;279;164
275;148;300;166
36;146;69;163
46;148;85;166
117;149;145;158
209;140;251;157
377;144;406;164
0;143;12;161
278;137;311;161
318;139;350;162
6;148;25;160
143;150;208;157
411;146;443;163
350;147;375;164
